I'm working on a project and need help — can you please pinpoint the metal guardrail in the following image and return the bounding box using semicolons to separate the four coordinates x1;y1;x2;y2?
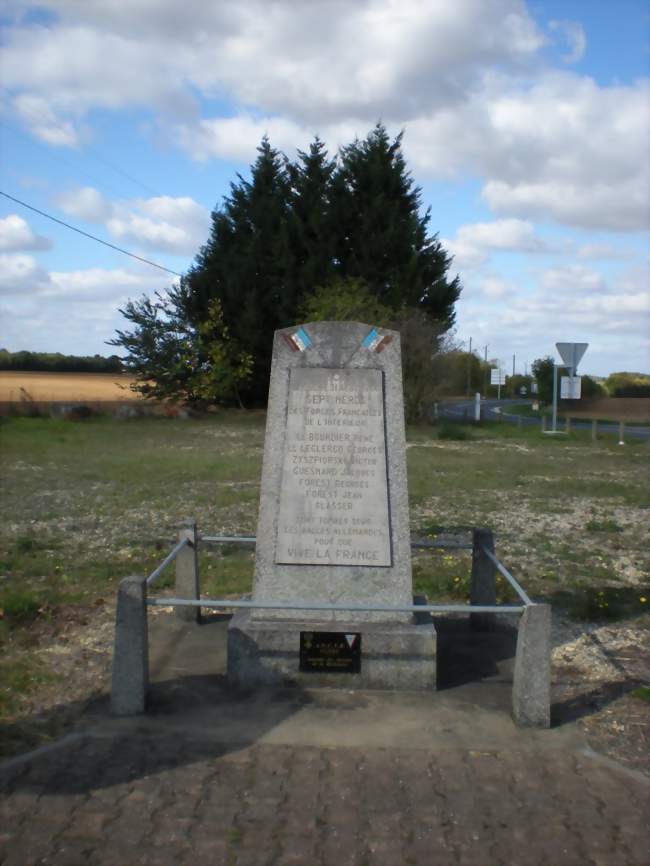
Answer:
114;524;549;727
142;529;532;611
480;545;532;606
199;534;474;552
146;597;524;614
145;536;189;585
201;534;256;545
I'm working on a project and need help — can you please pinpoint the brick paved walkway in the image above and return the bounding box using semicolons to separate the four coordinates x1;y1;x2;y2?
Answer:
1;730;648;866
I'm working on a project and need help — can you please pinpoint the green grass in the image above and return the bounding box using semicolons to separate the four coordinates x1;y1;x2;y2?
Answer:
1;411;649;718
585;518;624;533
0;655;59;714
631;686;650;704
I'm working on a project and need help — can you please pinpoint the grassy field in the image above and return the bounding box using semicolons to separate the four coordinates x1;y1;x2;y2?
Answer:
0;371;141;403
0;413;648;753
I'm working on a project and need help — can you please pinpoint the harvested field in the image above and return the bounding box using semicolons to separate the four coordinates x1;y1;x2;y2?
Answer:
0;371;142;403
561;396;650;422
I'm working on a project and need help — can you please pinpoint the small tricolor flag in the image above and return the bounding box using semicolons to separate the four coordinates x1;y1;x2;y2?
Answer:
284;327;312;352
361;328;392;353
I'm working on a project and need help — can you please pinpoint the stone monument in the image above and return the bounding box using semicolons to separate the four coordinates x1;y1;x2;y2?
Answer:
228;321;436;689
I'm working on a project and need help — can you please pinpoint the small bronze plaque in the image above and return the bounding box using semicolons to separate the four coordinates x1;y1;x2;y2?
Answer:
300;631;361;673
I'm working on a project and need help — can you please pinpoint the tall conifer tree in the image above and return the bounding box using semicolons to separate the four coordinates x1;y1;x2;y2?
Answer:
331;124;460;328
286;137;337;307
183;137;291;400
114;125;462;406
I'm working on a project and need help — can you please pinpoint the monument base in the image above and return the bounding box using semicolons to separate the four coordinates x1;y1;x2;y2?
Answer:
227;609;436;691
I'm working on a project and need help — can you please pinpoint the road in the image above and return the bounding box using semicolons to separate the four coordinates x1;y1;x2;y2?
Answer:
436;398;650;440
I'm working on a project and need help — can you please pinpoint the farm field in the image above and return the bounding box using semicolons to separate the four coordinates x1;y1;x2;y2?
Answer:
0;371;141;404
0;413;648;766
559;397;650;422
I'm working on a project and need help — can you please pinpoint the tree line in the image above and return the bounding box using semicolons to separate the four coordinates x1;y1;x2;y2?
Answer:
111;124;461;412
0;349;124;374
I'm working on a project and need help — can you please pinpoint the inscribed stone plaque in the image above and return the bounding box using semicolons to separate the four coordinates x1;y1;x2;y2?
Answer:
275;367;391;566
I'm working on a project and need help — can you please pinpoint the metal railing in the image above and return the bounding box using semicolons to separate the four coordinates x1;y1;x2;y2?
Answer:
145;537;189;585
112;521;550;727
480;545;532;606
140;526;531;614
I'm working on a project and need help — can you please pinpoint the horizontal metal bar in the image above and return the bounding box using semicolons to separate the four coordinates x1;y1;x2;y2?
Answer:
411;540;473;550
200;535;256;545
480;546;533;606
146;597;524;615
200;535;472;551
146;537;190;585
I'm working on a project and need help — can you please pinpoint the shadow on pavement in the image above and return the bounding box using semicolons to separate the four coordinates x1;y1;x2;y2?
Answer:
435;616;518;690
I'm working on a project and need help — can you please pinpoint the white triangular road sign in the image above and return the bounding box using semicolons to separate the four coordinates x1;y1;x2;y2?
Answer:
556;342;588;372
345;634;357;648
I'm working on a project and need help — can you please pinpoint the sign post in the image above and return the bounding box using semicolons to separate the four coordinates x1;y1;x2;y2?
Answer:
551;343;589;433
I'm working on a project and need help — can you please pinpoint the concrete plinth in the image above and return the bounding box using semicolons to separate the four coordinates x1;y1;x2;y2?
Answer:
228;610;436;691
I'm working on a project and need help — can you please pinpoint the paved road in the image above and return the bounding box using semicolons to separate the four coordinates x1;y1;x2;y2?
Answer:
0;616;648;866
437;398;650;439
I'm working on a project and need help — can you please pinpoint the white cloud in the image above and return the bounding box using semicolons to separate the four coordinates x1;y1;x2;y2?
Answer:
13;94;79;147
541;264;607;293
2;1;543;124
456;257;650;374
46;267;169;302
2;0;648;235
480;277;517;300
443;218;554;269
408;73;650;231
0;214;52;252
576;243;633;261
57;187;113;222
548;20;586;64
0;260;174;355
56;188;210;255
0;253;52;295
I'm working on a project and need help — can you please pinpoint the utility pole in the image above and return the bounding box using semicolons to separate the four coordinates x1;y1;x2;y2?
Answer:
512;354;515;377
466;336;472;397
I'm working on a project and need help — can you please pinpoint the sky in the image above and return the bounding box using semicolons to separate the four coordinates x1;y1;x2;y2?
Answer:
1;0;649;378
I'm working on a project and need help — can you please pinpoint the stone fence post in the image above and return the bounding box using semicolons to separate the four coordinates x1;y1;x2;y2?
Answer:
512;603;551;728
175;519;200;622
470;528;496;631
111;575;148;716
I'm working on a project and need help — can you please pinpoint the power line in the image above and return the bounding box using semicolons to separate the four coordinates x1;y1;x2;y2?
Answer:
0;190;183;278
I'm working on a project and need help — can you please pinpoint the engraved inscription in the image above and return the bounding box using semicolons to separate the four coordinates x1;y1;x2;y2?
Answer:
275;367;391;566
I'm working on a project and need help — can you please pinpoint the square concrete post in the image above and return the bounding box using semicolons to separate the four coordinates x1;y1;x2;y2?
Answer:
470;528;496;631
591;419;597;442
566;416;572;434
111;576;148;716
175;519;200;622
541;415;547;432
512;603;551;728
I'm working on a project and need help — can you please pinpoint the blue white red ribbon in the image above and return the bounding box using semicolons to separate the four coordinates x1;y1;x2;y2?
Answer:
283;327;312;352
362;328;392;353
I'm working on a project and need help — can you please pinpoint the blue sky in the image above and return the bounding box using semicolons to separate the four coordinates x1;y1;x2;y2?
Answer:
1;0;648;377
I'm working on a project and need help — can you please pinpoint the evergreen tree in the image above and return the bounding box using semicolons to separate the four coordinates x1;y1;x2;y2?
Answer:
113;125;462;407
286;138;337;304
183;137;291;401
331;124;460;329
